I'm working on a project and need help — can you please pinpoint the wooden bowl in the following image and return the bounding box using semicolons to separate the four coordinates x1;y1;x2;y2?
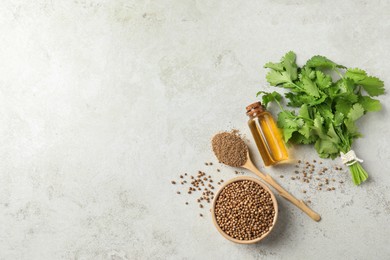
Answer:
211;176;278;244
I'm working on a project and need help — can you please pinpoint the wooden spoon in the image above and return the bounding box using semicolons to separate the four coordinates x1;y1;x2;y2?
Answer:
242;151;321;222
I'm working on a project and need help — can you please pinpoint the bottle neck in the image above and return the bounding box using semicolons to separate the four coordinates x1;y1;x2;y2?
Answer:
246;107;266;118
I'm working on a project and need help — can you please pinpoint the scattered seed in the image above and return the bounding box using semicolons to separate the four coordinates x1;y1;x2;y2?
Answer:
177;191;181;194
280;175;284;178
185;202;188;205
200;214;203;217
171;181;176;185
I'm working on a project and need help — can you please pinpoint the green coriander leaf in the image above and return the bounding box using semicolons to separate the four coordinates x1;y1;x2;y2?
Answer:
344;118;359;135
312;114;327;139
358;96;382;112
307;94;327;106
358;76;385;96
264;62;284;71
266;70;292;86
301;66;316;79
306;55;345;69
345;68;385;96
326;80;342;98
256;91;282;107
315;139;339;156
333;111;345;126
348;103;364;121
317;104;334;121
301;75;320;97
277;111;294;128
327;123;340;144
337;79;359;103
277;111;304;130
338;93;358;103
298;104;310;119
335;99;352;116
282;127;297;143
290;132;316;144
315;71;332;89
345;68;367;81
281;51;298;81
292;93;327;107
298;123;311;139
285;92;303;107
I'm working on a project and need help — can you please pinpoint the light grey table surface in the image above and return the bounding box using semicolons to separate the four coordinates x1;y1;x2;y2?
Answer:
0;1;389;259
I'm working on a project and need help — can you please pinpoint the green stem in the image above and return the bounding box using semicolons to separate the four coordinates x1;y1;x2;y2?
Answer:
274;98;286;112
348;162;368;185
334;68;344;79
297;115;314;122
291;82;305;91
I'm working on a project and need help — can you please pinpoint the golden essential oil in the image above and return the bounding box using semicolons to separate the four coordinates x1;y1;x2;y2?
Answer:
246;102;289;166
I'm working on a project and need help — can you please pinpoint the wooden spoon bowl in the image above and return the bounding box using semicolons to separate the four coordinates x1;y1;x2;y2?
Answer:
211;176;278;244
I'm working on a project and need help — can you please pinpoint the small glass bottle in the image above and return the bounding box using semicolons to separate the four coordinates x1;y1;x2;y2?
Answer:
246;102;289;166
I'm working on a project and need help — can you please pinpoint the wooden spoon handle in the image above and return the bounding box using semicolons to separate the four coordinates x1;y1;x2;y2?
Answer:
263;174;321;222
249;166;321;222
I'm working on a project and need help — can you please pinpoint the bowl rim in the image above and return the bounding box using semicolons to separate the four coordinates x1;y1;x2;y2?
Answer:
211;176;278;244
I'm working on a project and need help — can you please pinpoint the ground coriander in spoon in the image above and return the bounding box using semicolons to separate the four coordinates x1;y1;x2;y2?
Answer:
211;131;248;167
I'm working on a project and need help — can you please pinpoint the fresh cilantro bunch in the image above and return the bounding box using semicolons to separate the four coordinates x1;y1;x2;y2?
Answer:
258;51;384;185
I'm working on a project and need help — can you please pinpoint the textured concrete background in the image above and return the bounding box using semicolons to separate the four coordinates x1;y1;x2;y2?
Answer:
0;0;389;259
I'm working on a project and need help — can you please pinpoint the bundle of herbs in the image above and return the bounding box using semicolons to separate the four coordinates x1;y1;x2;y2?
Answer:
258;51;384;185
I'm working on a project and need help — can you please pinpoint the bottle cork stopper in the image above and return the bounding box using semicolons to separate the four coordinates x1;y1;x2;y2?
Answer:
246;102;265;115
